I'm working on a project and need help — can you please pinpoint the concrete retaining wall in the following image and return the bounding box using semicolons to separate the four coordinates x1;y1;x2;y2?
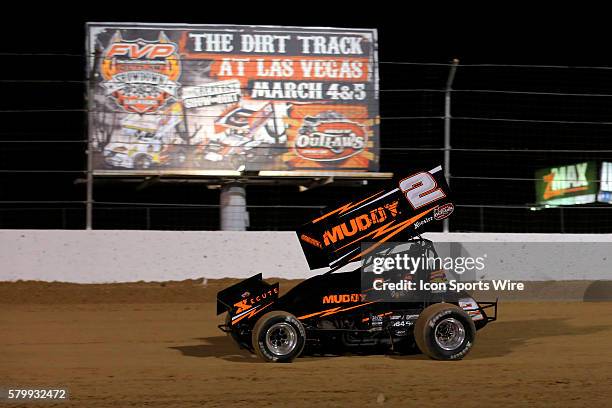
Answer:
0;230;610;282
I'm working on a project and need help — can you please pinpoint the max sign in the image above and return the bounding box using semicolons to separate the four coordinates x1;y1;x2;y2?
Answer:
535;162;597;205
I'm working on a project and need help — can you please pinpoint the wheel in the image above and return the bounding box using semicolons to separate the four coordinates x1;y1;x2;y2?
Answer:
252;311;306;363
175;150;187;166
414;303;476;360
133;154;152;169
230;155;247;171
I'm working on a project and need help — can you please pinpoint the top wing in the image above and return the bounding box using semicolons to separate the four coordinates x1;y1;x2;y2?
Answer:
296;166;454;271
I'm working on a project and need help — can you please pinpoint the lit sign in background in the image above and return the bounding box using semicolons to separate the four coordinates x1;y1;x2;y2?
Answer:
535;161;612;205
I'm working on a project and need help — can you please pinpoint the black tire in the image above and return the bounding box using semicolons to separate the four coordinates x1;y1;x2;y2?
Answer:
230;155;247;171
414;303;476;360
252;311;306;363
133;154;152;169
174;150;187;166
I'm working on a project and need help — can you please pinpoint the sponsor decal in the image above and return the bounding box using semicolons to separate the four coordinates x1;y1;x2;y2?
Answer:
370;314;384;329
414;216;433;230
322;293;366;304
322;200;400;246
300;234;323;249
233;287;279;314
101;31;181;114
434;203;454;220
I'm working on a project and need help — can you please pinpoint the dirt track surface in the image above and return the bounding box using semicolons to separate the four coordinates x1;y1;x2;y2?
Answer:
2;280;612;407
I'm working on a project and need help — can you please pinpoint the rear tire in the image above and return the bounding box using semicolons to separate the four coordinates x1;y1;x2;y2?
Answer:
133;154;152;169
252;311;306;363
414;303;476;360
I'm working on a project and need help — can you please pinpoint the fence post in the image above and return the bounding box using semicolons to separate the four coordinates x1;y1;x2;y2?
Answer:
146;207;151;230
61;208;67;229
86;142;93;230
443;59;459;233
85;48;94;230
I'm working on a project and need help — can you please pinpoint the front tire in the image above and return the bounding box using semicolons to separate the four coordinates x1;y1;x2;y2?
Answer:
133;154;152;169
414;303;476;360
252;311;306;363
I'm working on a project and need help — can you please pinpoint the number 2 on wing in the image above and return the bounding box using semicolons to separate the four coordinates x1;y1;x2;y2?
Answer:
399;172;446;209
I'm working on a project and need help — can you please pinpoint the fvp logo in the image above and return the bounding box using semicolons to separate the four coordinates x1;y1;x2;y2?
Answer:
100;31;181;114
105;43;177;59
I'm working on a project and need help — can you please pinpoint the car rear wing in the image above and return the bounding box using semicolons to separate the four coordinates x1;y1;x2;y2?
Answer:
478;300;498;323
296;165;455;272
216;273;279;323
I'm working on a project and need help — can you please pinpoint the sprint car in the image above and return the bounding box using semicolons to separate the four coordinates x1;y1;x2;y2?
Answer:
217;166;497;362
199;102;287;169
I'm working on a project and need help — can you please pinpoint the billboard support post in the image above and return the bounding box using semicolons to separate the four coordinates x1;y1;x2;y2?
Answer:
220;183;248;231
86;141;93;230
85;45;94;230
443;59;459;233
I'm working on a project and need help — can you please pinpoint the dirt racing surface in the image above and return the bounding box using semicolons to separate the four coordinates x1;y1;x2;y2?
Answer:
2;279;612;407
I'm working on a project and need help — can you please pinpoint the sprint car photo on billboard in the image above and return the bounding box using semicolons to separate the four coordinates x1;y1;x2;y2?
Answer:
217;166;497;362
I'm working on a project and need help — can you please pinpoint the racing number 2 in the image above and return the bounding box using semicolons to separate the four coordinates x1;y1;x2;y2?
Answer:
399;172;446;209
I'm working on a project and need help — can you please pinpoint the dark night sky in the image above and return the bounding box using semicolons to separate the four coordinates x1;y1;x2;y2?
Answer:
1;5;608;64
1;5;611;231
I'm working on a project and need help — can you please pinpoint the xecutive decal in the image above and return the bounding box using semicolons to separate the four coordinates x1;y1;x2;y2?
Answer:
233;287;279;314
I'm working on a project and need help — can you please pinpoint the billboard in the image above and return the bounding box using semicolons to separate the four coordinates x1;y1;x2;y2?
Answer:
535;161;598;205
86;23;379;173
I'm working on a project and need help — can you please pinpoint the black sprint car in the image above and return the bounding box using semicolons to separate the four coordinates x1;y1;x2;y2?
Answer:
217;166;497;362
